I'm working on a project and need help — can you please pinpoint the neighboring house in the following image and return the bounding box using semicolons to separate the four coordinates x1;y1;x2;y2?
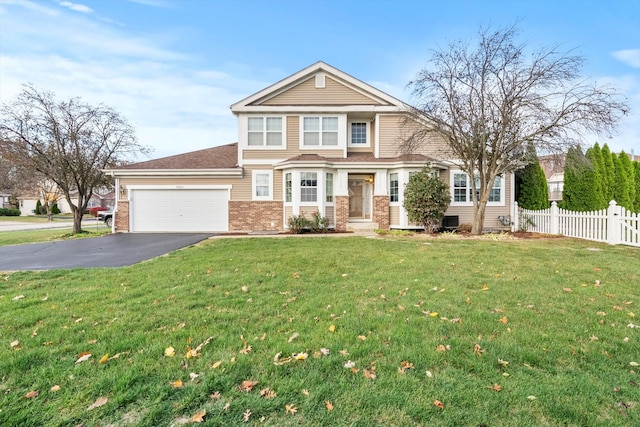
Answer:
539;154;565;202
105;62;515;233
1;192;12;209
17;189;115;216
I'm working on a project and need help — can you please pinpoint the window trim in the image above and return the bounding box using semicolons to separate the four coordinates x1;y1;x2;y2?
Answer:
284;172;292;203
300;171;318;203
348;120;371;147
449;170;505;206
389;172;399;204
243;115;286;149
325;172;334;203
252;170;273;201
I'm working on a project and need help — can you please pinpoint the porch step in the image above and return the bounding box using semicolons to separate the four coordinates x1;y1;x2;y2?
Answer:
347;222;379;234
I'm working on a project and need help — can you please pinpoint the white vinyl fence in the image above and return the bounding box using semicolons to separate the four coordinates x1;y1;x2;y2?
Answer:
513;201;640;247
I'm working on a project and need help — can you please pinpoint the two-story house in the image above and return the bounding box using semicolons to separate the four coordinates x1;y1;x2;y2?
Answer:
105;62;514;233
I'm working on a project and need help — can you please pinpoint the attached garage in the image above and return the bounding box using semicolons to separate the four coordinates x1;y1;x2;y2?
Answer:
129;186;230;232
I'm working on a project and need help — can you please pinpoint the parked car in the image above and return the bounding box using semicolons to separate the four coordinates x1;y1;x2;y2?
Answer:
88;206;107;216
97;211;113;227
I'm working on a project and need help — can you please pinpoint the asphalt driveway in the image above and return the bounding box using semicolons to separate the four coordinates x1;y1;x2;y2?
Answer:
0;233;214;271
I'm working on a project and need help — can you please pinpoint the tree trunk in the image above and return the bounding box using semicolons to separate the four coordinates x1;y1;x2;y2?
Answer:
72;207;83;234
471;200;487;235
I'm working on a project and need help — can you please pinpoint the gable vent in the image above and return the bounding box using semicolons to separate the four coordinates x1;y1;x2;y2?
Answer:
315;73;326;89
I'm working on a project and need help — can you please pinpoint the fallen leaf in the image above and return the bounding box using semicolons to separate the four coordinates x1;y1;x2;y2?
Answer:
243;409;251;422
87;397;108;410
50;385;61;392
293;352;308;361
527;395;537;401
597;311;606;316
75;353;92;364
285;404;298;415
288;332;299;343
25;390;39;399
12;294;25;301
212;360;222;369
320;348;330;356
260;388;277;399
301;389;310;396
10;340;19;348
436;344;447;352
164;346;175;357
433;399;444;409
189;372;199;381
339;349;349;356
191;410;206;423
344;360;355;369
473;344;484;356
238;379;258;392
241;286;249;293
481;284;489;291
210;391;221;400
563;288;573;292
329;324;336;332
223;402;230;411
489;383;502;392
99;354;109;364
498;358;509;367
325;400;334;411
170;379;183;388
357;335;367;341
498;316;509;324
426;370;433;378
630;362;639;367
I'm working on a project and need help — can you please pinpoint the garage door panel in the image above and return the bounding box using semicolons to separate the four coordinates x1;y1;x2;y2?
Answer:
131;189;228;232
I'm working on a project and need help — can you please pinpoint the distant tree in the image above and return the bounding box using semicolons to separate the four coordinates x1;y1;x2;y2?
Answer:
403;167;451;233
403;24;628;234
35;199;42;215
516;160;549;210
634;161;640;213
0;84;150;233
585;144;606;209
562;145;598;211
601;144;615;202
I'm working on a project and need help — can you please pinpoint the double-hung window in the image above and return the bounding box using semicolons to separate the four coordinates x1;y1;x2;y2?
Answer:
303;117;338;146
325;173;333;202
300;172;318;202
252;170;273;200
452;171;503;204
247;117;283;146
285;173;292;203
389;173;399;203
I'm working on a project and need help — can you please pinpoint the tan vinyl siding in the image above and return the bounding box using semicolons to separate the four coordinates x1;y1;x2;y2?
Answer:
300;206;320;219
261;76;384;106
378;114;451;158
285;206;293;222
390;205;400;226
324;205;335;226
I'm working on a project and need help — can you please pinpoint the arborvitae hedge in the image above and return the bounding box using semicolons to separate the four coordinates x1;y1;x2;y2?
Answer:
517;161;549;210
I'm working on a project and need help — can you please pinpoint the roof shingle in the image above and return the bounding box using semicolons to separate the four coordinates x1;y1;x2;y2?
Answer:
117;143;238;170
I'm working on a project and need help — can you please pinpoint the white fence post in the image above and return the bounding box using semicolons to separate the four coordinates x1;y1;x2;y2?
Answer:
607;200;620;245
550;202;559;234
512;201;519;231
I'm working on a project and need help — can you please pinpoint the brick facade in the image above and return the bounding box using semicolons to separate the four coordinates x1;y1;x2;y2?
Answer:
373;196;390;230
114;200;129;232
334;196;349;232
229;201;284;232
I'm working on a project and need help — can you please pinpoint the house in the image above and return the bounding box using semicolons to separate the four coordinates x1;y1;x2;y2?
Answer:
105;62;515;233
17;189;115;216
539;154;565;202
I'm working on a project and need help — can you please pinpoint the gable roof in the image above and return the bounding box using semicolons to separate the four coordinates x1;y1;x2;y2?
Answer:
105;143;241;177
231;61;407;113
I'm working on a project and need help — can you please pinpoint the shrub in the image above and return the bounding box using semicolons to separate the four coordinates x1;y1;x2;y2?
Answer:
403;167;451;233
51;203;61;214
35;199;42;215
0;208;21;216
458;223;473;233
287;215;310;234
309;211;329;233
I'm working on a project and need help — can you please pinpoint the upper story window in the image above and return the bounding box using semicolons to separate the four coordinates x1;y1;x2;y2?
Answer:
451;171;503;205
349;121;369;146
302;116;338;146
247;117;284;147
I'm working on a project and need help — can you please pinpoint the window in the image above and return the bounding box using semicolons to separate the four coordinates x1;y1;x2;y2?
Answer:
300;172;317;202
389;173;399;203
326;173;333;202
452;171;503;204
252;171;272;200
303;116;338;146
350;122;367;144
247;117;283;146
285;173;292;203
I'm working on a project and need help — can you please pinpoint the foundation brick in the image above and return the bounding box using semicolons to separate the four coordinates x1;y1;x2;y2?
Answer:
229;201;284;232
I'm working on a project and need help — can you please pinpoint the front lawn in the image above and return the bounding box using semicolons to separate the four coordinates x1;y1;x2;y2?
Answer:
0;228;110;247
1;236;638;426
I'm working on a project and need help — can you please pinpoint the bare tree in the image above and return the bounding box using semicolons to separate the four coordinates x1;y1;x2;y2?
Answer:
0;84;150;233
404;25;628;234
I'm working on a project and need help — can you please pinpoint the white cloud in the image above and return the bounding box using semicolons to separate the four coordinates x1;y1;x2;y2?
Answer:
58;1;92;13
612;50;640;68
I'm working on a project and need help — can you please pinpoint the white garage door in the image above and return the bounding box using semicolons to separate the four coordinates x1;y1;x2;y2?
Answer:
130;188;229;232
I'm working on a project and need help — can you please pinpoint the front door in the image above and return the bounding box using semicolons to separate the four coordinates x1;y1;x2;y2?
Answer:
348;175;373;220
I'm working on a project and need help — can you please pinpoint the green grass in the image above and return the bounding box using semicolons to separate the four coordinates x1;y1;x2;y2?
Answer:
1;236;638;426
0;228;110;246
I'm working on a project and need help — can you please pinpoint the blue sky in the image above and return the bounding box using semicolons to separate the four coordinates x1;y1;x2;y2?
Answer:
1;0;639;159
